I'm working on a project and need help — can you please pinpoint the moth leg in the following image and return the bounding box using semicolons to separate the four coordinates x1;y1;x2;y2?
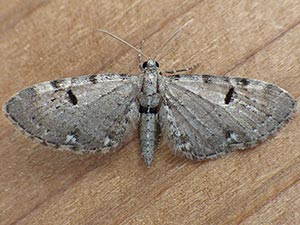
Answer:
139;40;145;71
162;63;199;74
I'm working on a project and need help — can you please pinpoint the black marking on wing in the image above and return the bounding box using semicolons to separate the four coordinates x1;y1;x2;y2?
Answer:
66;89;78;105
173;75;181;80
89;75;98;84
202;75;213;84
224;87;235;104
237;78;250;86
50;80;64;89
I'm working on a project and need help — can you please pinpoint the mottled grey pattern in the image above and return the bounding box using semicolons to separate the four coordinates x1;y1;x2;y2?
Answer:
4;60;297;166
5;74;141;153
158;74;296;160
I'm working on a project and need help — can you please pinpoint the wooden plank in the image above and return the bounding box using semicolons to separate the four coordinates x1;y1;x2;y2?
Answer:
241;181;300;224
0;0;299;224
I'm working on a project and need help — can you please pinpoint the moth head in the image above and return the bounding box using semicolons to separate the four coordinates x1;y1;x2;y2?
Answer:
142;59;159;70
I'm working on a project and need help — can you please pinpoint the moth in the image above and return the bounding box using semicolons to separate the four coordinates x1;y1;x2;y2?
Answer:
4;22;297;167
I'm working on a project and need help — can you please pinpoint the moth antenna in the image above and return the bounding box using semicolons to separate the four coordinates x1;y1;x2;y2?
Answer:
97;29;150;58
153;19;194;60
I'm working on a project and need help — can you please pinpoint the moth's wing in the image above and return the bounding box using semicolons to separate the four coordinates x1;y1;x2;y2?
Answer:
4;74;141;153
159;74;296;160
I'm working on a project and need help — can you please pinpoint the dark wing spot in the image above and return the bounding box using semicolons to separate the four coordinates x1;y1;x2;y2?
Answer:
171;74;181;80
119;74;130;79
67;89;78;105
223;76;231;83
237;78;250;86
89;75;98;84
70;128;80;139
50;80;63;89
202;75;212;84
225;130;234;139
224;87;235;104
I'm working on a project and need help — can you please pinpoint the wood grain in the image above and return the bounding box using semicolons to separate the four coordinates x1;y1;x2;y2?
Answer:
1;0;300;224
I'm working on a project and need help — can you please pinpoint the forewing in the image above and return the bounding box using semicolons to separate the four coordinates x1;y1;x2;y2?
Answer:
159;74;296;160
4;74;141;153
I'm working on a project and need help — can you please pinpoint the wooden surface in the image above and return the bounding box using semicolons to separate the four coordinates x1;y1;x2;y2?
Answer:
1;0;300;224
